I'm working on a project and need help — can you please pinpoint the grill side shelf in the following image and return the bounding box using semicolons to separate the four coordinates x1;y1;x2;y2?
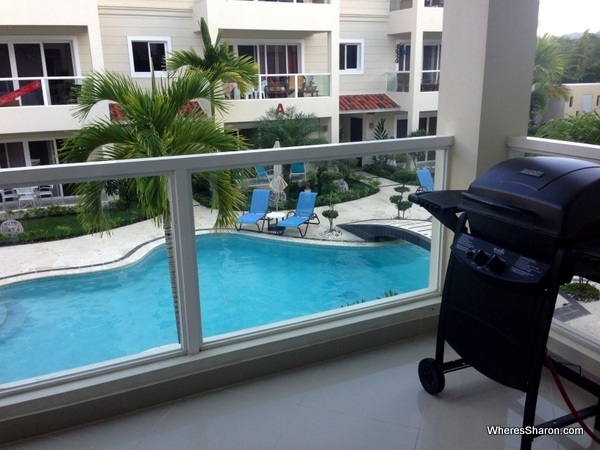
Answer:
408;190;465;231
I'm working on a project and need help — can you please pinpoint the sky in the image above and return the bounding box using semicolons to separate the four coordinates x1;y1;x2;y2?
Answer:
537;0;600;36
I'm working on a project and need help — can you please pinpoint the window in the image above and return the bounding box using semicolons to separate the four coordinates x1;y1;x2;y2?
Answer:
421;44;441;91
128;37;171;77
395;44;411;92
396;44;411;72
0;140;58;169
0;41;76;106
569;96;574;107
340;40;364;74
236;43;300;75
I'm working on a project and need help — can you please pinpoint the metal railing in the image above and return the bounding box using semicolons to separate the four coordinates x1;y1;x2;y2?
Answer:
0;76;83;107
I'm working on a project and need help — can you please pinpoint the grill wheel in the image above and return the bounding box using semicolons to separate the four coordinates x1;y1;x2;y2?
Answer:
418;358;445;395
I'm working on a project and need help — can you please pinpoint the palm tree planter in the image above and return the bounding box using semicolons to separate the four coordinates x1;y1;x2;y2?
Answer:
60;71;246;342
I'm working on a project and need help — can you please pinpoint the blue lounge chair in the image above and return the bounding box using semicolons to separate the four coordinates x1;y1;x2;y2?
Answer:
416;168;434;192
235;189;270;232
276;191;320;237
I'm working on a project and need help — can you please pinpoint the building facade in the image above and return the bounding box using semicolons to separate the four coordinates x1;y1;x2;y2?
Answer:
543;82;600;123
0;0;444;179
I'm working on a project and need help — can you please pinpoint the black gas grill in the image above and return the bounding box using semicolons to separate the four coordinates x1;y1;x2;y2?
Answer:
409;157;600;450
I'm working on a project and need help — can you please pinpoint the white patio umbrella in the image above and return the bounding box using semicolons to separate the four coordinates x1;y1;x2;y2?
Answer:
269;141;288;211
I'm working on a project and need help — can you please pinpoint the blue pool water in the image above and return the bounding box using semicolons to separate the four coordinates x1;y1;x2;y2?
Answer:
0;233;429;384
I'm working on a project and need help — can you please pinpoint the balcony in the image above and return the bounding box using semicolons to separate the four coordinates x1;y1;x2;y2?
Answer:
390;0;413;11
390;0;443;10
0;76;95;135
0;76;81;108
7;331;600;449
387;71;410;93
2;136;600;445
222;73;333;123
420;70;440;92
226;73;330;100
194;0;336;35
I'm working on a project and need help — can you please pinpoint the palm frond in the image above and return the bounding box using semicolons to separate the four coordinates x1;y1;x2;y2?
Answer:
202;170;245;229
74;180;112;235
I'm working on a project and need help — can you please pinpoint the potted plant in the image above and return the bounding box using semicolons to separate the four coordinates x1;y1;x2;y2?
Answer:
321;204;339;232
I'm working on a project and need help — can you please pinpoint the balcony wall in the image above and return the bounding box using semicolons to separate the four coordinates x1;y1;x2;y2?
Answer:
0;105;85;136
0;0;105;74
194;0;338;35
388;1;443;34
0;0;99;27
0;77;107;135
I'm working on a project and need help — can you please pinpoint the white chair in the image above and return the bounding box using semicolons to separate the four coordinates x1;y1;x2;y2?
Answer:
1;189;18;210
245;80;267;99
38;185;54;204
16;187;38;208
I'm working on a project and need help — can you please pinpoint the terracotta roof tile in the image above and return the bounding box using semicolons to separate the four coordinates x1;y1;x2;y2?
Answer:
339;94;400;112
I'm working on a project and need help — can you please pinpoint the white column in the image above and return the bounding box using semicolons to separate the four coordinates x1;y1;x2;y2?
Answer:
437;0;539;190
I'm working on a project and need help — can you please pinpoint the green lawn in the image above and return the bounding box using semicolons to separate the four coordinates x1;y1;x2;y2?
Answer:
0;205;146;246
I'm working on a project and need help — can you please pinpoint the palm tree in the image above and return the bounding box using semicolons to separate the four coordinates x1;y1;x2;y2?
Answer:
530;34;570;123
251;106;327;149
166;18;258;117
60;70;247;341
536;110;600;146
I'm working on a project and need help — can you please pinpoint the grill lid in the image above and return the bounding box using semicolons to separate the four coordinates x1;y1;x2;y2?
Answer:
461;157;600;240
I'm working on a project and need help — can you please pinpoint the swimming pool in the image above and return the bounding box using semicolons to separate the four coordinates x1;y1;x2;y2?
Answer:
0;233;429;384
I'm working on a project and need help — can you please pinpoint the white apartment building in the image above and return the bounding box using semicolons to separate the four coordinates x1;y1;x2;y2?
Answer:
543;82;600;123
0;0;444;181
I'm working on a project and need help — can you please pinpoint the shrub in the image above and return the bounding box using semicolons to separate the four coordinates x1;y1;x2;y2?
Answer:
561;281;600;302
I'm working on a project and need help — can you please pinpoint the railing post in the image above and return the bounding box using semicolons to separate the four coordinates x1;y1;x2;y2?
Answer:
168;168;202;354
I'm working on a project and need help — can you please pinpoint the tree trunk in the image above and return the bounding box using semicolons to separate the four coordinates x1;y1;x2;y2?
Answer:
164;216;181;342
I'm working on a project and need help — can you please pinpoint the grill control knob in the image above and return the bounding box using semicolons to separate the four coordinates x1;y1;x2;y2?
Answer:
473;250;489;267
487;255;506;273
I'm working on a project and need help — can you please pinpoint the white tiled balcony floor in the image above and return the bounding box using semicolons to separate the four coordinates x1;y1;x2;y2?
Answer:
4;333;599;450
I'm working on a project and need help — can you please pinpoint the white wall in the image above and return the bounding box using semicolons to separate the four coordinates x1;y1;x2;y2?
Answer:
437;0;538;188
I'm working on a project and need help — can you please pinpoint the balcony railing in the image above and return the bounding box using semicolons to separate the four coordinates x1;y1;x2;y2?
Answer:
387;71;410;93
0;137;451;390
390;0;413;11
0;77;82;108
390;0;443;11
420;70;440;92
240;0;329;3
227;73;330;100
